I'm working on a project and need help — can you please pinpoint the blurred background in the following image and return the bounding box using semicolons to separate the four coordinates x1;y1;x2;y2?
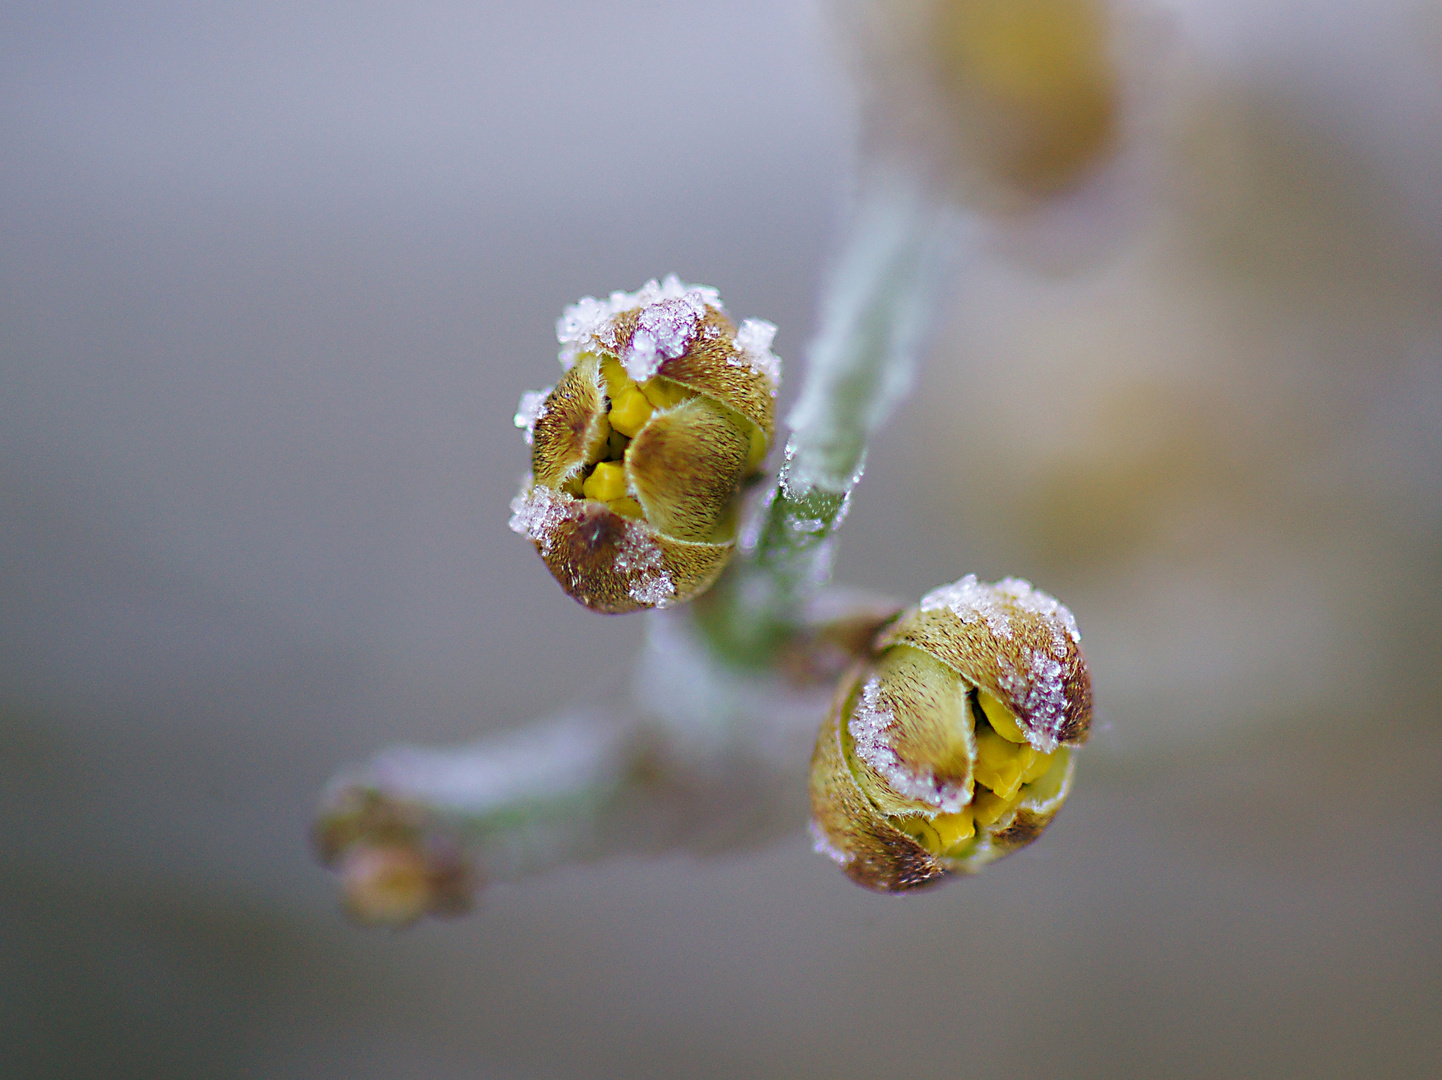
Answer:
2;0;1439;1076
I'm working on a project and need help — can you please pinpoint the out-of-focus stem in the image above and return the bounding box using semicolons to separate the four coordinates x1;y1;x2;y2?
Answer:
314;608;881;920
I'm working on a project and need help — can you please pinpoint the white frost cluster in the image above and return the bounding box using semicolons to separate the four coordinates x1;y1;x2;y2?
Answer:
919;574;1081;752
920;573;1015;641
848;677;969;813
624;291;711;382
998;652;1070;753
513;387;552;446
509;480;676;608
732;318;782;391
920;574;1080;656
994;577;1082;655
507;480;566;553
555;274;722;371
611;520;676;608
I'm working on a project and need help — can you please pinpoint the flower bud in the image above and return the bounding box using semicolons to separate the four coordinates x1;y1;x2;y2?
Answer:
337;842;472;928
511;277;779;612
809;574;1091;892
314;788;476;927
841;0;1126;209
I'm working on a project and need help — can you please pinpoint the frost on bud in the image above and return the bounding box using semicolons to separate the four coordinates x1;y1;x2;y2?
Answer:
808;575;1091;893
511;277;779;613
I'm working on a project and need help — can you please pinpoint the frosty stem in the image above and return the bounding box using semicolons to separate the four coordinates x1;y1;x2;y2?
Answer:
315;616;840;917
696;172;956;663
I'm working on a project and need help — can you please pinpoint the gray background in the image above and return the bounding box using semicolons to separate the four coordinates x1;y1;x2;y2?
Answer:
3;1;1440;1076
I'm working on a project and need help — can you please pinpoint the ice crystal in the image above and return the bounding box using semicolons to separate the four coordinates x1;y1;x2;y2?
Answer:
998;651;1070;752
920;573;1014;641
513;388;552;446
848;677;967;812
556;275;722;369
623;291;712;382
733;318;782;391
994;577;1081;656
508;481;566;554
611;519;676;609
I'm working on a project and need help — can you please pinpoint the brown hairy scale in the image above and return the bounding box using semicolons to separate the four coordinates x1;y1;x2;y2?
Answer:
849;647;974;818
531;365;609;488
628;400;749;542
878;607;1092;749
810;665;949;893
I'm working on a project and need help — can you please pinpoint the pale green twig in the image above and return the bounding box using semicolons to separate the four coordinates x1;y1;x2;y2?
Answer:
695;171;959;663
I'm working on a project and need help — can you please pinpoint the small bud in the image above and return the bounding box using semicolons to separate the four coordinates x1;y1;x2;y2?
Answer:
314;788;476;927
809;574;1091;893
511;277;779;612
339;843;432;926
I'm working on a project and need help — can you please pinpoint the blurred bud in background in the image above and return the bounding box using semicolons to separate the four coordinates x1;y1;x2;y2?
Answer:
831;0;1172;252
895;25;1442;759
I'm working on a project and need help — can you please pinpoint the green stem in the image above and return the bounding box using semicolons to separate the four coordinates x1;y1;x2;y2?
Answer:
696;172;957;663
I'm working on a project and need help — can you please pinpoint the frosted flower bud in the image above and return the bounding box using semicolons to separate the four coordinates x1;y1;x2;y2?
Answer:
510;276;779;613
809;574;1091;892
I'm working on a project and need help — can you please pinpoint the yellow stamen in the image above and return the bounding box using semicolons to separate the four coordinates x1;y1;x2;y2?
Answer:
582;460;628;503
933;807;976;853
610;496;644;519
891;807;975;857
973;785;1024;827
979;689;1028;743
893;815;941;853
608;386;654;437
639;377;691;410
1021;748;1056;784
973;728;1036;799
598;355;631;397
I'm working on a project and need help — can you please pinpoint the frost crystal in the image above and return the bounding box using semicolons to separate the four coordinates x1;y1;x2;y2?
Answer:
508;481;567;554
809;819;854;867
994;577;1082;656
556;274;722;369
611;519;676;608
848;677;967;812
920;573;1014;640
998;651;1070;752
509;483;677;608
513;388;552;446
624;291;711;382
732;318;782;392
